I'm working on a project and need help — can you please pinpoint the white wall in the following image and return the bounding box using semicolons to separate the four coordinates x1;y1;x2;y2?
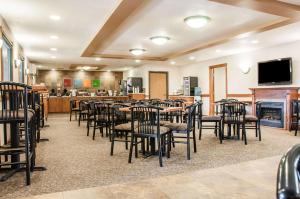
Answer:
179;40;300;95
124;64;181;96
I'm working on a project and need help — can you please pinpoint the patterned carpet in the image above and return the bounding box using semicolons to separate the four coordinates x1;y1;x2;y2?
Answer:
1;114;299;199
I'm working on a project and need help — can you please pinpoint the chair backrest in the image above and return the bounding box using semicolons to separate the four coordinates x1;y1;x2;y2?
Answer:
222;102;246;124
277;144;300;199
70;99;78;109
0;82;31;123
256;101;263;120
79;100;89;111
94;102;110;122
131;105;162;136
196;101;203;119
185;103;197;132
292;100;300;118
111;104;130;129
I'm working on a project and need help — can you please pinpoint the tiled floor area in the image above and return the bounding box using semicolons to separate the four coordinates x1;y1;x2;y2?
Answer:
21;155;279;199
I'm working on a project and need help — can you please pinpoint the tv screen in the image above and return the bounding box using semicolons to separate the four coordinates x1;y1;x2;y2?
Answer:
258;58;292;85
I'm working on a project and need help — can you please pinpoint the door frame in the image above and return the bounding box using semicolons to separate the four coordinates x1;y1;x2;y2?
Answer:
149;71;169;99
209;63;228;115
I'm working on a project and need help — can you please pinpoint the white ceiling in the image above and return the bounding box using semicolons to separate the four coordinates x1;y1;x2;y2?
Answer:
0;0;299;71
100;0;279;57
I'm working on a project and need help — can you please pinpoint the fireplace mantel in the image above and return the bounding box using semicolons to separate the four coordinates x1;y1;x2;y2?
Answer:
249;87;300;129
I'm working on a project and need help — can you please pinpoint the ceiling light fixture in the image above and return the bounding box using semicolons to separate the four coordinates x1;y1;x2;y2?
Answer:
129;48;146;56
50;48;57;51
51;56;56;59
51;68;55;71
135;59;141;63
251;40;259;44
95;57;101;61
189;56;195;60
50;35;59;40
216;49;222;53
184;15;211;29
107;70;111;72
82;66;91;70
49;15;61;21
170;61;176;65
150;36;170;45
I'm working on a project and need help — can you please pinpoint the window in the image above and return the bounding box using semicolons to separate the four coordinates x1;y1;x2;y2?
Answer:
2;35;13;81
19;59;24;83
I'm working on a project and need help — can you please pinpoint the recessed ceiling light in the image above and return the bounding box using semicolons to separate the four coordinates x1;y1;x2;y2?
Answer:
83;66;91;70
216;49;222;53
80;69;84;72
50;48;57;51
251;40;259;44
189;56;195;60
150;36;170;45
170;61;176;65
135;59;141;63
184;15;211;29
51;68;55;71
129;48;146;56
49;15;61;21
95;57;101;61
50;35;59;39
51;56;56;59
107;70;111;72
124;67;128;70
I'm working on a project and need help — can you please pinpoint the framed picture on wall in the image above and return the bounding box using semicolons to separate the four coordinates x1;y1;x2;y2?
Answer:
63;78;72;87
92;79;101;88
83;79;91;88
74;79;82;88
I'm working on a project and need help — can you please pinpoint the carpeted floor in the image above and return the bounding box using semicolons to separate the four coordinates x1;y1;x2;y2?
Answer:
1;114;299;199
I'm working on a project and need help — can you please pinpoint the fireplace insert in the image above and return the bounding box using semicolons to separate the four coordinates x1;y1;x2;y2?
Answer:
260;102;284;128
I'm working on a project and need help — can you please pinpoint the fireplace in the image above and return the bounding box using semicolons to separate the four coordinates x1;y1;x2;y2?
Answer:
260;102;284;128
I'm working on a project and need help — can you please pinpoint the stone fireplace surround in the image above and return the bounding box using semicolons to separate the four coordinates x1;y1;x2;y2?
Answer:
249;87;300;130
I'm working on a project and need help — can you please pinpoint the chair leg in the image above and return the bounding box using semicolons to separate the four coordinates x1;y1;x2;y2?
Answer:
214;122;217;137
187;132;191;160
87;119;90;136
219;121;222;144
199;121;202;140
167;133;171;158
134;137;138;158
78;114;81;126
69;111;72;121
243;124;247;145
258;121;262;141
158;137;163;167
110;131;116;156
128;135;134;163
125;132;128;150
192;129;197;153
255;122;258;137
92;124;96;140
295;120;299;136
171;133;175;148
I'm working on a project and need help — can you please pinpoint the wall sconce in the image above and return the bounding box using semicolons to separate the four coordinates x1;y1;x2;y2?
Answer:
240;64;251;74
14;59;22;68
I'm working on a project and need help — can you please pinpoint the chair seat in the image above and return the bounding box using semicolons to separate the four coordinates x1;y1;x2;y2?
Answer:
163;122;188;131
245;115;258;122
134;126;170;135
115;122;135;131
0;109;34;121
201;115;222;121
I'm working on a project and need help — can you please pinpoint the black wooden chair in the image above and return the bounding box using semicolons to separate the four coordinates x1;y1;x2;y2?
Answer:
198;101;223;144
92;102;111;140
163;103;197;160
86;101;96;137
69;99;80;121
222;102;247;144
128;106;171;167
110;104;133;155
291;100;300;136
243;101;262;141
0;82;35;185
78;100;89;126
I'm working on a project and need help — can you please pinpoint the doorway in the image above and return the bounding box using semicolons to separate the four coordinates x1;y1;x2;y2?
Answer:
149;71;168;99
209;64;228;115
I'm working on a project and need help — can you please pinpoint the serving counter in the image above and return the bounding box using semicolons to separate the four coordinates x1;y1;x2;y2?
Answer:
48;96;129;113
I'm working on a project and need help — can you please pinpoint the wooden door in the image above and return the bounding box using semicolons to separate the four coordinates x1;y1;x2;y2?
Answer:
149;72;168;99
209;64;228;115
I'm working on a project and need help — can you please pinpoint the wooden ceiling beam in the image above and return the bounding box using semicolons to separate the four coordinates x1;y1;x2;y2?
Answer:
81;0;150;57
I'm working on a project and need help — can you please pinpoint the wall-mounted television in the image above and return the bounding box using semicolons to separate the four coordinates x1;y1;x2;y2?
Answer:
258;57;292;85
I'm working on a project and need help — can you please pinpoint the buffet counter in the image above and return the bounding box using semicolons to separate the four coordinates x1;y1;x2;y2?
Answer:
48;96;129;113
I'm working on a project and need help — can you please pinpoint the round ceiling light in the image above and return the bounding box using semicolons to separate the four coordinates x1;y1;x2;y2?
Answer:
129;48;146;56
150;36;170;45
184;15;211;29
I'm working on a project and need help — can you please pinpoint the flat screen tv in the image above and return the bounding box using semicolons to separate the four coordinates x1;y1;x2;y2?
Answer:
258;57;292;85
